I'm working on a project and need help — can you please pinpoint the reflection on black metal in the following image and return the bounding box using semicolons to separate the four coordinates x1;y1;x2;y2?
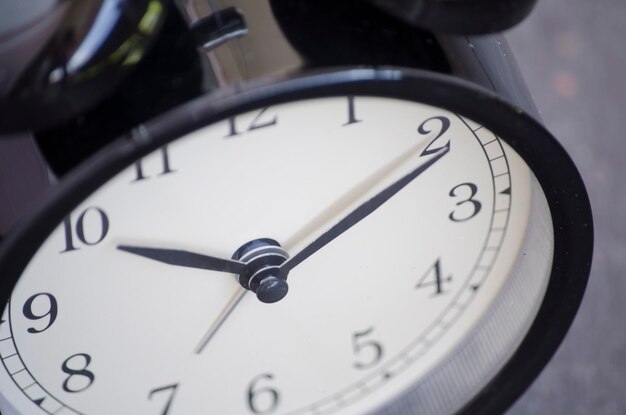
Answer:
190;7;248;50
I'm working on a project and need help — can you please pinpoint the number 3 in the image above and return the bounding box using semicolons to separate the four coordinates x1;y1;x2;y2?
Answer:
449;183;482;222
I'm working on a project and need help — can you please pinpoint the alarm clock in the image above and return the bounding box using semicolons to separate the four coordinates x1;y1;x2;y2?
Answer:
0;1;592;414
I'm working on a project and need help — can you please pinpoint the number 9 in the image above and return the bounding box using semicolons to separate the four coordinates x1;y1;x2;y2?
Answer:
22;292;58;334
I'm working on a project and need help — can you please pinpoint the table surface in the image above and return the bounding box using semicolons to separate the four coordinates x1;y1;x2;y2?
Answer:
506;0;626;413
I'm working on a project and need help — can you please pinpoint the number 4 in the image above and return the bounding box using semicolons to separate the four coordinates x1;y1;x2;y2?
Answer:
416;258;452;295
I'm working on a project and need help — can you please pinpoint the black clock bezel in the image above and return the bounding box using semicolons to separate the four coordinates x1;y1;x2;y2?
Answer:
0;67;593;415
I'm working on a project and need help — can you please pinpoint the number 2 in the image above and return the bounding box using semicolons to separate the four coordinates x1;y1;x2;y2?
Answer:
227;107;277;137
419;116;451;156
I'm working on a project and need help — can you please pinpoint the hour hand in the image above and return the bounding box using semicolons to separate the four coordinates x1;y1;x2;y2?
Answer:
117;245;246;274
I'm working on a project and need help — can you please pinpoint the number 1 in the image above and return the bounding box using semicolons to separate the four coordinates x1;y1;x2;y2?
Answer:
343;96;361;126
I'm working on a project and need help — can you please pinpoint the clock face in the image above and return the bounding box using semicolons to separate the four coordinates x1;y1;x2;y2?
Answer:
0;83;584;415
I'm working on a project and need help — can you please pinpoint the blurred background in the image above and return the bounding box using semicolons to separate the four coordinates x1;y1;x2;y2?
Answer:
507;0;626;413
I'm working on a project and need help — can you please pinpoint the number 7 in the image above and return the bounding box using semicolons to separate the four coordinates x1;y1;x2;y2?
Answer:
149;383;179;415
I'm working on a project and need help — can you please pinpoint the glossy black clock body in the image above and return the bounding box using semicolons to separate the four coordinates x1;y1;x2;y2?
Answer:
366;0;539;34
31;0;536;177
0;0;170;133
0;1;591;414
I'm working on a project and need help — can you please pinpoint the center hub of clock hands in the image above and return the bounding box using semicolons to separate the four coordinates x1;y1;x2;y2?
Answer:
232;238;290;303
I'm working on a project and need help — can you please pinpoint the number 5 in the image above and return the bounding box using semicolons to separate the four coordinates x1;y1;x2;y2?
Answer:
352;327;384;370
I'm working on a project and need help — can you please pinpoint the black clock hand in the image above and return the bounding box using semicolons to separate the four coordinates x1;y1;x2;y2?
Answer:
118;242;289;303
278;146;450;277
117;245;246;274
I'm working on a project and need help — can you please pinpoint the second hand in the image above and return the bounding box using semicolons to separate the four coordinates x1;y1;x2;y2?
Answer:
195;286;247;354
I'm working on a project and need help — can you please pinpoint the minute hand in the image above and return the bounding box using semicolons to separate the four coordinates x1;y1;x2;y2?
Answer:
279;146;450;276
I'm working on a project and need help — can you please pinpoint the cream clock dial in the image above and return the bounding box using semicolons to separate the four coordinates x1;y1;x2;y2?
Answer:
0;70;592;415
